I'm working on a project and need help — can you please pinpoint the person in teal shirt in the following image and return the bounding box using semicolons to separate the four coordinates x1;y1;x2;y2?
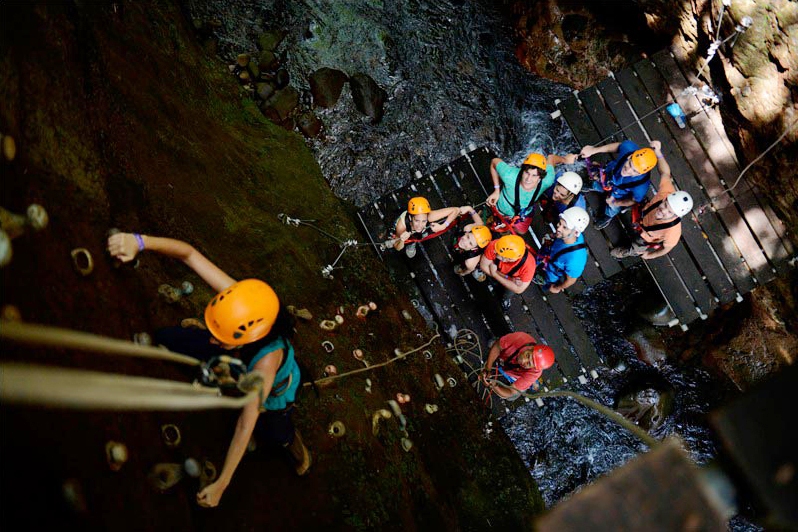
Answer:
107;231;310;509
486;151;579;234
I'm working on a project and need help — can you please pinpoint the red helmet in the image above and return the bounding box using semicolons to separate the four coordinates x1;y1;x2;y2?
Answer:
532;345;555;370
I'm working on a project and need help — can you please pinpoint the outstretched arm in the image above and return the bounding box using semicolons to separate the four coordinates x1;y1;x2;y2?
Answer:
486;158;503;206
107;233;236;292
196;349;281;507
579;142;621;158
650;140;673;189
547;153;578;166
428;207;460;231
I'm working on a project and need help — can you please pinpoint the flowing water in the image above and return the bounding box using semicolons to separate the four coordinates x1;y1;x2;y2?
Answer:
186;0;752;524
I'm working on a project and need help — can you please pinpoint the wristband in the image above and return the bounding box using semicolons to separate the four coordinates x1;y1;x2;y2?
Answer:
493;184;500;190
133;233;145;251
442;221;450;228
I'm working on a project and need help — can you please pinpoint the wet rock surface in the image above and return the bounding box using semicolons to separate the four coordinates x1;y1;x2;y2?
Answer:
348;72;387;123
309;67;349;109
183;0;576;206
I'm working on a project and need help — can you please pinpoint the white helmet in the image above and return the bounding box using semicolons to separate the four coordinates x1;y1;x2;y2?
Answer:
556;171;583;195
666;191;693;217
560;206;590;233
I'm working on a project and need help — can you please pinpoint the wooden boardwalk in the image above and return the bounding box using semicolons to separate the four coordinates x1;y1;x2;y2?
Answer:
555;49;794;329
356;49;795;401
358;147;603;395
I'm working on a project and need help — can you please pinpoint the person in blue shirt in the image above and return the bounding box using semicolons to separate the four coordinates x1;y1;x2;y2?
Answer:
580;140;659;230
537;171;586;225
107;231;310;508
533;206;590;294
486;151;579;234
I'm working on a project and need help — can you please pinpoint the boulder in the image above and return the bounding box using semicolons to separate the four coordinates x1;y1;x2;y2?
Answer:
309;67;349;108
257;30;286;52
258;50;278;72
616;387;674;431
297;111;323;138
261;86;299;122
349;72;388;123
255;82;276;102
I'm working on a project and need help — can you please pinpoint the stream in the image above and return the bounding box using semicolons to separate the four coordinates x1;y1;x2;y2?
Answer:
185;0;755;527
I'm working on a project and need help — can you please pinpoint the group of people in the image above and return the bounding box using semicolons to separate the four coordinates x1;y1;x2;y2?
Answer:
384;139;696;399
99;139;696;508
386;139;695;310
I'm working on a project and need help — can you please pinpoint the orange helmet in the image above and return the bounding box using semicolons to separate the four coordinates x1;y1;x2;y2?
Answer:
630;148;657;174
495;235;526;261
407;197;431;215
470;225;492;248
531;345;555;370
522;153;547;171
204;279;280;346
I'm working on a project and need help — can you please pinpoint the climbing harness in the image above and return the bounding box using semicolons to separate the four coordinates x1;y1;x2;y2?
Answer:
629;200;681;250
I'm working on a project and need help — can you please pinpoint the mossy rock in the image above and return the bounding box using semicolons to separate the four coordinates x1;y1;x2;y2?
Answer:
258;50;278;72
349;72;387;123
298;111;323;138
257;29;286;52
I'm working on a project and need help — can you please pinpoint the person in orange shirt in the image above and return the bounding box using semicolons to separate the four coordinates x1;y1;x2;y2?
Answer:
479;234;536;311
610;141;693;260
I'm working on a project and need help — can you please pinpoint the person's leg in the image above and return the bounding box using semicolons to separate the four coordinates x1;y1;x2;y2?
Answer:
500;287;515;311
594;198;622;230
404;242;417;258
154;326;222;361
255;407;311;475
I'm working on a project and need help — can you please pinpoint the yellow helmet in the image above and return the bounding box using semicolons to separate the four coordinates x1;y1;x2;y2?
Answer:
204;279;280;346
495;235;526;261
470;225;492;248
522;153;547;171
630;148;657;174
407;197;431;215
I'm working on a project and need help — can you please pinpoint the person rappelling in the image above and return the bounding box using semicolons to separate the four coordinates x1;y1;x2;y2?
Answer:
533;206;590;294
609;140;694;260
106;232;311;508
479;234;536;311
480;332;555;399
580;140;658;230
485;151;579;234
384;196;462;258
450;205;492;281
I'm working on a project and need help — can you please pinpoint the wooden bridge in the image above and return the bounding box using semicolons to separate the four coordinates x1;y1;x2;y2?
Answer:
357;49;795;397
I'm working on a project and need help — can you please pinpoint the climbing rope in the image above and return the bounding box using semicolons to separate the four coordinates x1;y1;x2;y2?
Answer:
0;362;264;410
304;333;441;386
0;321;201;367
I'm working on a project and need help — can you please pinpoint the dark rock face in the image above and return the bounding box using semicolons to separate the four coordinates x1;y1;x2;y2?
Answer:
309;67;349;108
348;72;388;123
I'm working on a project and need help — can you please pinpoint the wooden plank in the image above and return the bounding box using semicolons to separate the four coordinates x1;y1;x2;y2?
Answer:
449;153;492;214
615;65;732;307
412;171;503;350
556;95;626;279
651;50;776;286
659;50;785;280
518;286;582;379
597;76;704;324
632;57;757;297
545;290;603;369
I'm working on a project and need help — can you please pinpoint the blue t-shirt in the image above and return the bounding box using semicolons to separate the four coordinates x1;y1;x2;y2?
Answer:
248;336;301;411
540;235;588;284
496;161;556;217
603;140;650;203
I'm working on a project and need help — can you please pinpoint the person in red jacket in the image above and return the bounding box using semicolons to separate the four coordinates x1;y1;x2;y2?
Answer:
480;332;555;399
